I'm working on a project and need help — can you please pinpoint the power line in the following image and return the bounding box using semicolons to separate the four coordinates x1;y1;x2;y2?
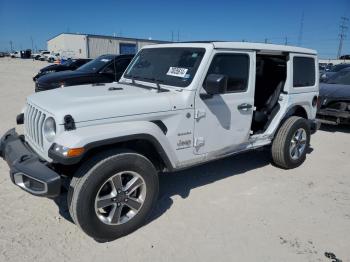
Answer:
337;16;349;58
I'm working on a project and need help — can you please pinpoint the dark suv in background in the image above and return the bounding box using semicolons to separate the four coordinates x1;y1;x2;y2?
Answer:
35;54;134;92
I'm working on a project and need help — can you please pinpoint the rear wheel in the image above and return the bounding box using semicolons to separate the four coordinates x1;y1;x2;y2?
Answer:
271;116;311;169
68;149;159;241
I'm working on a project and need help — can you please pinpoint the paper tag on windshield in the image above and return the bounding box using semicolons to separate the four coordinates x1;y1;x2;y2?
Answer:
101;59;110;62
167;67;188;78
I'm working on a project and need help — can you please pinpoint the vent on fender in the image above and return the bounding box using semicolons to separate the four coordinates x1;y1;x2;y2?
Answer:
150;120;168;135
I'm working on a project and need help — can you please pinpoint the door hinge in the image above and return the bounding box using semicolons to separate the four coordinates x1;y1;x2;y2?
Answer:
194;137;205;147
194;110;206;120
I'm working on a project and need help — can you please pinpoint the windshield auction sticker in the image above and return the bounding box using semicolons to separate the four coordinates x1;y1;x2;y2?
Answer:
167;67;188;78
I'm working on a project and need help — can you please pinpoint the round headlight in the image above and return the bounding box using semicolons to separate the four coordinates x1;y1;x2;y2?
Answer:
44;117;56;142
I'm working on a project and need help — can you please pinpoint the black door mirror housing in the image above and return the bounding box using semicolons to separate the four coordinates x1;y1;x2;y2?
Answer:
204;74;227;96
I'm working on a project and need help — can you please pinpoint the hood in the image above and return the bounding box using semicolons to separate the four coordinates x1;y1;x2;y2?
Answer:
320;83;350;99
41;64;68;72
27;82;186;124
323;72;336;77
37;70;90;84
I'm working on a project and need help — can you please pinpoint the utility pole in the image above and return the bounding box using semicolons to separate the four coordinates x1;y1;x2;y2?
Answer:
264;38;268;43
9;41;13;52
177;30;180;42
298;12;304;46
284;36;288;45
171;31;174;42
30;36;34;52
337;16;349;59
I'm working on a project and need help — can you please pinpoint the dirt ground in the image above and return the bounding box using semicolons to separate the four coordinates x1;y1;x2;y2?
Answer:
0;58;349;262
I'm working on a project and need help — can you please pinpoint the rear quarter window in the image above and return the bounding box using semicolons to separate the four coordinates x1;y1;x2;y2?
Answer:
293;57;316;87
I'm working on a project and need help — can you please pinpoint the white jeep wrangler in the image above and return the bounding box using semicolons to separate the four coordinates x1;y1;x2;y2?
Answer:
0;42;320;241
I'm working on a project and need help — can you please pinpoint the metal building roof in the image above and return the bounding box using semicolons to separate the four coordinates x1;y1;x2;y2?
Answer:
47;32;169;43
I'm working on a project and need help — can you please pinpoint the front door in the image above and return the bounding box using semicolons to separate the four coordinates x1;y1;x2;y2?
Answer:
193;51;256;155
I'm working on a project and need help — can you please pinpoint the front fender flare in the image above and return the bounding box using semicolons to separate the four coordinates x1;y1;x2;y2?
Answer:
49;121;176;169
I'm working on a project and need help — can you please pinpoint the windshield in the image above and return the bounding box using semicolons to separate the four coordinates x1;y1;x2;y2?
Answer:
331;64;350;72
78;56;113;73
327;70;350;85
124;47;205;87
62;59;74;66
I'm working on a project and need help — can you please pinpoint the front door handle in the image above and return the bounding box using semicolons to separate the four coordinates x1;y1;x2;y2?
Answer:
237;103;253;111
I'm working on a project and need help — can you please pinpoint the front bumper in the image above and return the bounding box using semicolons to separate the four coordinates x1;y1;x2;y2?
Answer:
0;129;61;197
35;81;58;92
317;109;350;125
33;73;41;82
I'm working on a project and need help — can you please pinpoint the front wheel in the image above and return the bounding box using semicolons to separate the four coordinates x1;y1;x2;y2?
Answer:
271;116;311;169
68;149;159;241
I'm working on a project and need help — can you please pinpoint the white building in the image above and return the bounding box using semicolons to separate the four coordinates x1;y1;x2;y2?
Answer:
47;33;167;59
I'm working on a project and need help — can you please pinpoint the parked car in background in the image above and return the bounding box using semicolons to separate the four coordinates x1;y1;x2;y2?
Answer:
317;67;350;125
319;63;332;75
10;51;21;58
20;49;31;59
32;52;43;60
339;55;350;60
35;54;134;92
33;58;91;81
46;53;60;63
37;51;50;61
320;63;350;82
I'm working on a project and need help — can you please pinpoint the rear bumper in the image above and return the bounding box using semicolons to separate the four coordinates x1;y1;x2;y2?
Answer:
317;109;350;125
0;129;61;197
308;119;321;134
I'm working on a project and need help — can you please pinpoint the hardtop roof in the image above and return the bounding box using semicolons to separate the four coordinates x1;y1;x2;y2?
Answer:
143;41;317;55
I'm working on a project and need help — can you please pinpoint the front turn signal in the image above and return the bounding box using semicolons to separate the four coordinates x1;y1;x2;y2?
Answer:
66;147;85;157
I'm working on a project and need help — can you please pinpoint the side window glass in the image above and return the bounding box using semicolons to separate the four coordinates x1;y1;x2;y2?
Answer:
205;54;249;92
115;59;131;73
293;57;315;87
102;63;115;74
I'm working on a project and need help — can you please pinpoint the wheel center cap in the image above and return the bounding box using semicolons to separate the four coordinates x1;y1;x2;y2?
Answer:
113;193;125;202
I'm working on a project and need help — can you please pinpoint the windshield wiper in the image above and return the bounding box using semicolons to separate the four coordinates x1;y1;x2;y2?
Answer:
122;75;153;90
125;75;168;93
137;77;168;93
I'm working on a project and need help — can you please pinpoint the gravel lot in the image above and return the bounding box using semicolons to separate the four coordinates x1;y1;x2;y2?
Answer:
0;58;350;262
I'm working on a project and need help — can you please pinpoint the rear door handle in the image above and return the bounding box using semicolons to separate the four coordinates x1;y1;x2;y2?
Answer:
237;103;253;111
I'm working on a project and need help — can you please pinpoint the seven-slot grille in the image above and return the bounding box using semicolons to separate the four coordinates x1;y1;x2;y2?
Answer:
25;103;46;149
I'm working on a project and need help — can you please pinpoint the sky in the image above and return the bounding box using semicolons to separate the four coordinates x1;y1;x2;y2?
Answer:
0;0;349;58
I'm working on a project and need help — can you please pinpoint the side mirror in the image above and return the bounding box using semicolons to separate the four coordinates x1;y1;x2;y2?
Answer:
203;74;227;96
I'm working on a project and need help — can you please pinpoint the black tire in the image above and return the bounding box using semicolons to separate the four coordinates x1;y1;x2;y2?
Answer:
67;149;159;241
271;116;311;169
